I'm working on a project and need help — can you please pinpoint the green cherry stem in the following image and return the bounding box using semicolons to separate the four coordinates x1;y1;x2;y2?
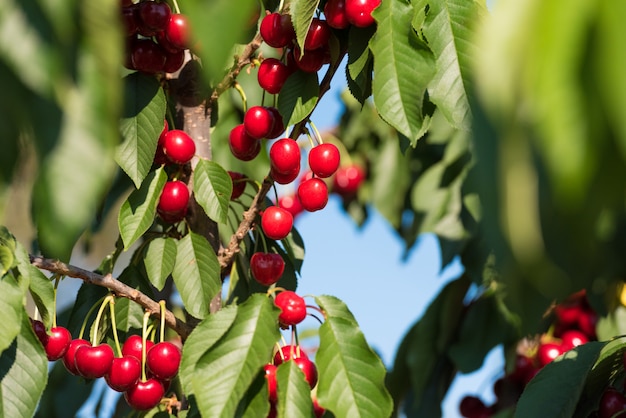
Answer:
308;120;323;146
141;310;151;381
171;0;181;14
77;295;107;340
52;275;61;328
159;300;167;343
109;298;123;358
233;82;248;114
92;295;114;346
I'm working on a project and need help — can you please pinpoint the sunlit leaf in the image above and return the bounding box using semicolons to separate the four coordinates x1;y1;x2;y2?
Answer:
276;361;315;418
193;159;231;224
143;237;177;291
278;71;319;126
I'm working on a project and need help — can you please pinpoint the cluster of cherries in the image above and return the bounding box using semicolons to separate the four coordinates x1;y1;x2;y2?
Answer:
267;290;325;417
459;290;598;418
31;319;181;411
120;0;189;74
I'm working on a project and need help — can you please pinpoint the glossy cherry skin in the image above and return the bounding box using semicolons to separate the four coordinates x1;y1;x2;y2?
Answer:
260;13;295;48
162;48;185;73
273;344;309;366
121;5;140;36
304;18;331;51
165;14;190;50
122;335;155;363
158;180;190;214
162;129;196;164
63;339;91;375
258;58;291;95
31;319;48;347
124;378;165;411
293;356;318;388
599;388;626;418
105;356;141;392
243;106;275;140
313;396;326;418
146;341;182;381
75;344;115;379
274;291;307;327
271;165;300;185
138;1;171;32
270;138;301;175
279;194;304;219
324;0;351;29
228;171;246;200
560;329;588;351
459;395;489;418
291;46;326;73
264;364;278;402
298;178;329;212
333;165;365;196
345;0;381;28
44;326;72;361
266;107;285;139
537;342;564;367
309;143;340;178
250;252;285;286
229;124;261;161
131;39;166;73
154;119;169;165
261;206;293;240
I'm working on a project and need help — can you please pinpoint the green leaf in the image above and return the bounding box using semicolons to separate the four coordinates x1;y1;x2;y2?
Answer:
315;295;393;418
417;0;485;130
238;372;271;418
118;166;167;250
0;275;25;357
117;72;166;188
180;305;238;395
290;0;321;53
278;71;319;126
0;313;49;418
346;26;375;104
370;0;436;144
143;237;177;291
113;266;147;332
193;159;231;224
276;361;315;418
515;341;607;418
172;232;221;320
66;282;109;339
0;247;13;277
18;252;54;328
188;294;281;417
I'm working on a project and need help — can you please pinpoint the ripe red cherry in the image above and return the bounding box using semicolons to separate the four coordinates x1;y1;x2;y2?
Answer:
162;48;185;73
243;106;275;140
44;326;72;361
266;107;285;139
162;129;196;164
31;319;48;347
324;0;350;29
304;18;331;51
229;124;261;161
105;356;141;392
298;178;328;212
138;1;171;32
165;14;190;50
63;339;91;375
291;46;326;73
124;378;165;411
459;395;489;418
261;206;293;240
560;330;588;351
121;5;140;36
313;396;325;418
270;138;301;175
264;364;278;402
537;342;564;367
345;0;381;28
260;13;295;48
122;335;155;363
599;388;626;418
131;39;166;73
158;180;189;214
271;165;300;185
279;194;304;218
75;343;115;379
274;290;307;327
273;344;309;366
333;164;365;196
228;171;246;200
250;252;285;286
293;356;318;388
308;143;340;178
146;341;182;381
258;58;291;95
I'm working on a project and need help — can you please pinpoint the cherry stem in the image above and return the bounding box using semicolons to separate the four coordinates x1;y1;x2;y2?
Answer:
77;295;107;340
92;295;114;346
109;298;123;357
305;304;326;320
141;310;151;382
233;82;248;114
171;0;181;14
52;275;61;328
307;312;324;325
159;300;167;343
309;120;323;145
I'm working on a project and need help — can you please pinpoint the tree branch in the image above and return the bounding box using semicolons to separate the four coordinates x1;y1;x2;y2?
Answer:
29;255;194;340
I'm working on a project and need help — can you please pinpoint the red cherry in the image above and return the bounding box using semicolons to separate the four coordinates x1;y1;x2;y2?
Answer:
244;106;275;140
293;356;318;388
560;330;589;351
250;252;285;286
124;378;165;411
537;342;564;367
138;1;171;32
44;326;72;361
279;194;304;218
162;129;196;164
297;178;328;212
162;48;185;73
266;107;285;139
261;206;293;240
158;180;190;215
146;341;182;381
260;13;295;48
31;319;48;347
271;165;300;185
324;0;350;29
308;143;340;178
228;171;247;200
121;5;140;36
274;290;307;327
264;364;278;402
459;395;489;418
270;138;301;175
131;38;166;73
165;14;190;50
345;0;381;28
599;388;626;418
75;344;115;379
291;46;326;73
333;164;365;196
577;310;598;339
258;58;291;95
229;124;261;161
122;335;155;363
63;339;91;375
105;356;141;392
154;119;169;165
509;354;537;385
312;396;325;418
273;344;309;366
304;18;331;51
